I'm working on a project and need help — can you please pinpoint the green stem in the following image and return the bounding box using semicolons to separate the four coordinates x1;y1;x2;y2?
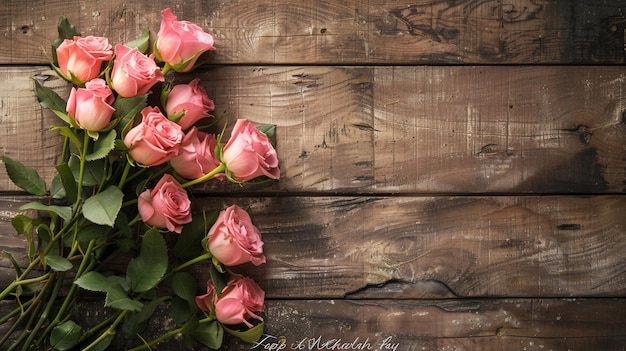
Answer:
0;212;81;298
39;240;98;343
75;131;90;206
6;301;44;351
78;313;119;344
174;252;213;273
126;325;184;351
127;315;217;351
123;166;148;184
161;62;172;76
1;274;55;350
81;310;128;351
0;298;34;325
118;161;132;189
180;164;226;189
21;272;65;351
0;272;52;301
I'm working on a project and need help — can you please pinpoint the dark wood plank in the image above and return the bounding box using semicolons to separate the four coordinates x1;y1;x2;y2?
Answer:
2;0;626;65
2;195;624;298
2;66;624;194
254;299;626;351
3;298;624;350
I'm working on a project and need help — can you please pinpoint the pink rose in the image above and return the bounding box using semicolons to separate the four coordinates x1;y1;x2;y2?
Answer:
110;44;164;97
222;119;280;182
195;279;217;312
124;107;184;166
155;8;215;72
195;277;265;328
138;174;191;233
207;205;265;266
56;36;113;84
66;78;115;131
165;78;215;130
170;127;224;180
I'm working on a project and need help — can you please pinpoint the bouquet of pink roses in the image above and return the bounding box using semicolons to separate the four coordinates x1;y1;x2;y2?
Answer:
0;8;278;350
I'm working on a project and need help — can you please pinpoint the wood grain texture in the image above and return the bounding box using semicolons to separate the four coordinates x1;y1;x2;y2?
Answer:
191;195;626;298
2;0;626;65
2;66;624;193
2;298;624;351
255;299;626;351
2;195;623;299
0;68;66;192
1;1;625;349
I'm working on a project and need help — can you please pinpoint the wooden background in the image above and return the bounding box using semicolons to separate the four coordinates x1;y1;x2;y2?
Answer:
1;0;626;350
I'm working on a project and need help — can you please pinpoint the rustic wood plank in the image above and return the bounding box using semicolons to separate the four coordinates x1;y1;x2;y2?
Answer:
254;299;626;351
2;0;626;65
201;195;626;298
2;66;624;194
0;68;66;192
2;298;624;350
2;195;624;298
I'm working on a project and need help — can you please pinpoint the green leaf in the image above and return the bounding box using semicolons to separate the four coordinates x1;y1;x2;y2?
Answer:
45;255;73;272
50;174;66;200
174;210;219;259
126;228;168;293
125;29;150;53
257;124;277;147
69;155;105;186
85;130;117;161
19;202;72;222
51;15;80;65
11;214;37;259
33;79;71;124
113;95;148;137
210;262;228;298
107;275;130;292
0;156;46;195
135;296;169;324
180;316;199;349
54;126;82;152
191;320;224;350
172;272;198;304
105;283;143;311
82;185;123;227
224;322;265;344
3;251;23;278
74;271;112;293
55;162;77;203
170;295;192;325
75;223;110;243
50;320;81;351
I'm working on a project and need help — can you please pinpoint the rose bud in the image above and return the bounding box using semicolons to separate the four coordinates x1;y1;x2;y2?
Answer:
110;44;164;98
56;36;113;84
222;119;280;182
170;127;224;180
66;78;115;131
165;78;215;130
124;106;184;166
155;8;215;72
195;277;265;328
195;279;218;313
137;173;191;233
207;205;266;266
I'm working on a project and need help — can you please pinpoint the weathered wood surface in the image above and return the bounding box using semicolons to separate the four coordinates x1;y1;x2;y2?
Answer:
2;0;626;65
2;195;624;299
1;65;625;194
2;298;624;350
1;0;625;350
